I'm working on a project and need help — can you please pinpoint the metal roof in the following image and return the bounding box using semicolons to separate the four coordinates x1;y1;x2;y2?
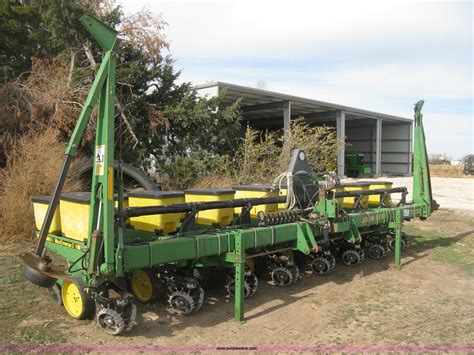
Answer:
195;81;412;127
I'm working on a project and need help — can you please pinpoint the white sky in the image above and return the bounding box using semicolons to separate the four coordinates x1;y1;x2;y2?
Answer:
120;0;473;159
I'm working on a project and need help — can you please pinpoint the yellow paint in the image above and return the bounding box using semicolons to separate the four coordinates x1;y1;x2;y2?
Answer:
59;200;90;241
367;181;393;206
114;194;130;224
62;281;84;318
185;192;235;226
130;270;154;302
278;188;288;210
129;195;184;234
32;201;61;234
114;197;129;208
336;184;370;209
60;193;127;241
233;188;278;217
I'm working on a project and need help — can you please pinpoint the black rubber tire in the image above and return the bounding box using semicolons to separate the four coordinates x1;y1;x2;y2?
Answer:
311;257;331;275
48;283;63;305
23;264;56;288
341;249;361;266
271;267;293;287
368;245;385;259
77;160;159;191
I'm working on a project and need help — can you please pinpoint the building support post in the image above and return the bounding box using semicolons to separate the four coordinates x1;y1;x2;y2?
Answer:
375;117;382;177
408;122;414;176
336;110;346;177
283;100;291;151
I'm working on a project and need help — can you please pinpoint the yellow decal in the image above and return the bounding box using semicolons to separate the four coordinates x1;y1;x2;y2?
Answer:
46;236;81;250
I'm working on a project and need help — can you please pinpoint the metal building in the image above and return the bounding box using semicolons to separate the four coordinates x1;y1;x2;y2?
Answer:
195;81;413;176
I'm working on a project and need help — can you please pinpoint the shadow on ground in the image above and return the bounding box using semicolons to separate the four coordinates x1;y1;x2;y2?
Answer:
123;228;473;339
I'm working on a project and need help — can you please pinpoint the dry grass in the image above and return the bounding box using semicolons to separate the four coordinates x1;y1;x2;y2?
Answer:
192;173;236;189
429;164;468;178
0;129;83;242
194;119;342;188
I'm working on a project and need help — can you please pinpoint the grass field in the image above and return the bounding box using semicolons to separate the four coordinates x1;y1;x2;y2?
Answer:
429;164;470;177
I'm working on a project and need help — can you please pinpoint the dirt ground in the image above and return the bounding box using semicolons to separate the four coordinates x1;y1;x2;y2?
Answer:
1;208;473;350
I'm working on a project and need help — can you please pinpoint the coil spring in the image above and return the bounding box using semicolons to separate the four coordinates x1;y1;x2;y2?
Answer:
257;210;302;226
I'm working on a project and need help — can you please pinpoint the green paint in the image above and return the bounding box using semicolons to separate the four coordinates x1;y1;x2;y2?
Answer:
79;14;119;51
412;100;433;217
234;232;245;323
33;10;437;329
394;209;402;266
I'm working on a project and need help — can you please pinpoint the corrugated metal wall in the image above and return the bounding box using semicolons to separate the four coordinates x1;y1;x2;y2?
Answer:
346;126;373;168
381;124;412;175
346;123;412;176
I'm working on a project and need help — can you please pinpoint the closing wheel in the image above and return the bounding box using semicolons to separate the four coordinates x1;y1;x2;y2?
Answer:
356;246;365;261
125;303;137;331
245;272;259;297
61;279;94;320
226;279;252;299
311;257;331;275
97;308;125;336
189;287;205;313
327;253;336;271
341;249;361;266
168;290;195;315
401;234;409;249
368;244;386;259
271;266;294;287
387;232;408;251
129;269;158;303
290;265;300;281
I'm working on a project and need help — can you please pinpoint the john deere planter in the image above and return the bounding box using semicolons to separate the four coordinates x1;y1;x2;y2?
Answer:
21;15;438;336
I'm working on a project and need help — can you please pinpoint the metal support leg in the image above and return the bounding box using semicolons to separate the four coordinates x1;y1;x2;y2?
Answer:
394;209;402;267
336;110;346;177
375;117;382;177
234;233;245;323
282;100;291;158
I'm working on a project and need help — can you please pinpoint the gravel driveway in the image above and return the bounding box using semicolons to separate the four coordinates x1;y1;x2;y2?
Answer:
342;176;474;211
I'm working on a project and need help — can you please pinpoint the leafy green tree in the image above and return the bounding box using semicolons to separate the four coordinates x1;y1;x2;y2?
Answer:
0;0;91;81
0;0;37;81
0;0;243;187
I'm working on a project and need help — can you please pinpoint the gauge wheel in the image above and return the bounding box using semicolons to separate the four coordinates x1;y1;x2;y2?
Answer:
129;269;159;303
61;278;94;320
